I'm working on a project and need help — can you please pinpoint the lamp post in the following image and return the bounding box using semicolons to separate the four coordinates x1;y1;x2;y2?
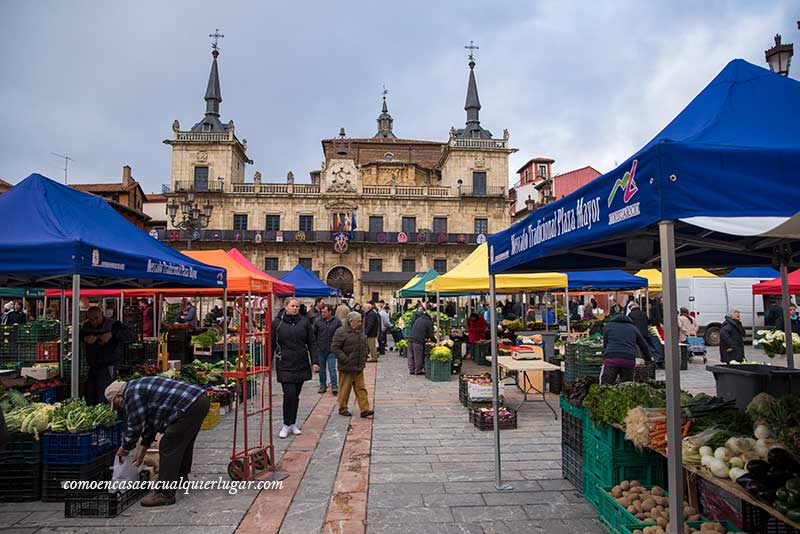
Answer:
167;192;213;250
766;34;793;77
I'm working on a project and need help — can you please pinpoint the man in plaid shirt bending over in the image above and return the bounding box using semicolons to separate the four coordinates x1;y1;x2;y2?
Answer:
105;376;210;507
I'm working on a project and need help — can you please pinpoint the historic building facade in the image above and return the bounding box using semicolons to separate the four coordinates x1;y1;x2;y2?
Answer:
158;45;514;301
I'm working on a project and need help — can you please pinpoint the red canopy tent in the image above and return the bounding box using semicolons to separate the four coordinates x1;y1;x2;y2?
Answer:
752;269;800;295
227;248;294;296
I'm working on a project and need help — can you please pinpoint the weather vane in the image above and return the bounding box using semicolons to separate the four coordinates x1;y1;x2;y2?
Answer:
382;84;388;99
465;40;479;61
210;28;224;51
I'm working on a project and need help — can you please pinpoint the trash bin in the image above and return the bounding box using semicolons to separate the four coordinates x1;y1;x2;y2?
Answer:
707;364;800;411
680;344;689;371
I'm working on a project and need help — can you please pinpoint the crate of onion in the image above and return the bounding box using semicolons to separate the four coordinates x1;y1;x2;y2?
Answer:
469;406;517;430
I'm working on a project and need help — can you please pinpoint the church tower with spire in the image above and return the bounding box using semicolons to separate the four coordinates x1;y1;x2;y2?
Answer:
438;42;516;196
164;30;251;223
374;90;397;139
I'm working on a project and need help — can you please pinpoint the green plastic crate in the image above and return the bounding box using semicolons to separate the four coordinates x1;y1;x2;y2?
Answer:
425;359;451;382
584;419;638;453
619;521;743;534
583;472;604;512
559;395;589;424
598;487;642;534
583;433;667;488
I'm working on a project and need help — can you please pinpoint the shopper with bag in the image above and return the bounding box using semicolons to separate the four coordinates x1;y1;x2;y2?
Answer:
106;376;210;507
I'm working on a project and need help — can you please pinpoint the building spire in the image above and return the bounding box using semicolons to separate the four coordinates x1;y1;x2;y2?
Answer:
454;41;492;140
204;48;222;117
374;85;397;139
191;30;228;133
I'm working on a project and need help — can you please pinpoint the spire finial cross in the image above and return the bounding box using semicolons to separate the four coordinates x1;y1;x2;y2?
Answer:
465;40;479;61
210;28;224;51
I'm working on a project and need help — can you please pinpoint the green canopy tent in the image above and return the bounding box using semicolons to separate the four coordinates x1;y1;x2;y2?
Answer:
397;269;440;298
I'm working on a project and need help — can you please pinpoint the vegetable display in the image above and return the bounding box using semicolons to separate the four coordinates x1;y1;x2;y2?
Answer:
584;383;667;426
0;386;29;413
5;403;56;438
395;339;408;349
191;329;219;349
609;480;700;528
563;377;597;408
429;346;453;362
50;400;118;433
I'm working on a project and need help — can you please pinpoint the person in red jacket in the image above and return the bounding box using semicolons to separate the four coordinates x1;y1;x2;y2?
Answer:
466;312;488;360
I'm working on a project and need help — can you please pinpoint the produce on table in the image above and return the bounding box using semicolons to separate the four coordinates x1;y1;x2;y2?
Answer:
562;376;597;408
5;403;56;438
584;383;667;426
736;447;800;505
191;329;219;349
473;407;515;426
0;386;29;412
632;522;736;534
772;477;800;521
28;379;63;392
624;407;692;450
49;400;118;433
609;480;700;528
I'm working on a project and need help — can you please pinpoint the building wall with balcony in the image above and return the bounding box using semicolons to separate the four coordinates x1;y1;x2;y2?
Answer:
167;137;248;193
439;145;512;192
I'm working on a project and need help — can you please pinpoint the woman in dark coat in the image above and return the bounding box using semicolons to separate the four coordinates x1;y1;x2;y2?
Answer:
272;298;318;438
719;309;746;363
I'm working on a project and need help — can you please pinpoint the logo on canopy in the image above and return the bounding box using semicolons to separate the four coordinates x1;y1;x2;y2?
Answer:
608;159;641;226
608;159;639;207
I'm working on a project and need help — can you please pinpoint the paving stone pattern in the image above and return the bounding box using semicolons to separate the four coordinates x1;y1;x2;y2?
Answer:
0;339;750;533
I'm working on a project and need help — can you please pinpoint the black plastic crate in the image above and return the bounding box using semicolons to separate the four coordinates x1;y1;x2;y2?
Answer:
634;362;656;382
470;406;517;430
0;462;41;502
42;449;115;502
742;500;800;534
561;409;583;453
562;442;583;494
0;432;41;464
64;471;149;517
548;370;563;394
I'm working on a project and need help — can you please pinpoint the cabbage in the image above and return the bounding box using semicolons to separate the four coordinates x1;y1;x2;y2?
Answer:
746;393;776;423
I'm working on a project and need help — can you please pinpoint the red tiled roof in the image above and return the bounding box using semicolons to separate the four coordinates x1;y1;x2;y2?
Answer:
145;193;167;202
515;157;555;174
71;182;134;193
555;165;602;181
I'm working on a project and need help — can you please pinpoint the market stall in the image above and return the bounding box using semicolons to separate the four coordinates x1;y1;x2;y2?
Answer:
227;248;295;297
397;268;440;298
0;173;228;507
487;58;800;534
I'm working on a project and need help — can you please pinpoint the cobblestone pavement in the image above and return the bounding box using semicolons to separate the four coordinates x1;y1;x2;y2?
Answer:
0;342;768;533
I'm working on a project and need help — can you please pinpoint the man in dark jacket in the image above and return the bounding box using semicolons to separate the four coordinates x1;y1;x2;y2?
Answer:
331;312;373;418
313;304;341;395
307;298;324;323
628;304;650;339
363;301;380;362
408;306;434;375
602;314;652;384
82;306;132;405
3;301;27;325
272;298;319;438
719;310;746;363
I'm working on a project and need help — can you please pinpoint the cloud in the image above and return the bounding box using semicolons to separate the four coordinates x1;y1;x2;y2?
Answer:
0;0;797;192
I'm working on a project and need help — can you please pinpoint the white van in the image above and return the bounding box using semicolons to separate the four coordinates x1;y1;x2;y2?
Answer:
676;277;766;345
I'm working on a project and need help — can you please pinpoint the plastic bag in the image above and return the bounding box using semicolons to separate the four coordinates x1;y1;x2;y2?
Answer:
110;454;142;493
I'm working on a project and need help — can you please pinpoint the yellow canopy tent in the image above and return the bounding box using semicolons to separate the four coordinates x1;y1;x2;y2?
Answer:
425;244;568;293
635;268;717;292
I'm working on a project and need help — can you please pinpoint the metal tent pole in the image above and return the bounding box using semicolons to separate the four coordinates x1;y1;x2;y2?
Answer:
565;288;570;341
781;260;794;368
59;289;65;378
659;221;684;534
436;291;441;331
223;288;229;374
153;293;158;337
752;293;756;343
71;275;81;399
488;274;511;491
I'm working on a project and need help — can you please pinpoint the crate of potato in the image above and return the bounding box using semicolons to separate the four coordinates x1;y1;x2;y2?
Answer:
599;480;703;534
622;521;743;534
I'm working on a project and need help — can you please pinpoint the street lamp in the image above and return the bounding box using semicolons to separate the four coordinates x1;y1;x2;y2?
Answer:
167;193;213;250
766;34;793;77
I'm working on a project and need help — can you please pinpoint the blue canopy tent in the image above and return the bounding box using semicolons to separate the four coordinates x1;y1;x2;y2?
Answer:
0;174;228;397
724;267;780;279
280;265;341;297
486;60;800;519
566;270;647;290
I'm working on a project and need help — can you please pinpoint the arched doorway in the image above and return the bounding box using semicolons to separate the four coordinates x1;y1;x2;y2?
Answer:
327;266;354;298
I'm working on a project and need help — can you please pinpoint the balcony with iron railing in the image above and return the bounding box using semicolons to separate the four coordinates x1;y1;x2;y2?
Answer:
457;185;506;198
448;137;508;150
162;181;226;194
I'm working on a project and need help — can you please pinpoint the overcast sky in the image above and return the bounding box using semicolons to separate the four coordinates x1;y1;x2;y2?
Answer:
2;1;798;193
